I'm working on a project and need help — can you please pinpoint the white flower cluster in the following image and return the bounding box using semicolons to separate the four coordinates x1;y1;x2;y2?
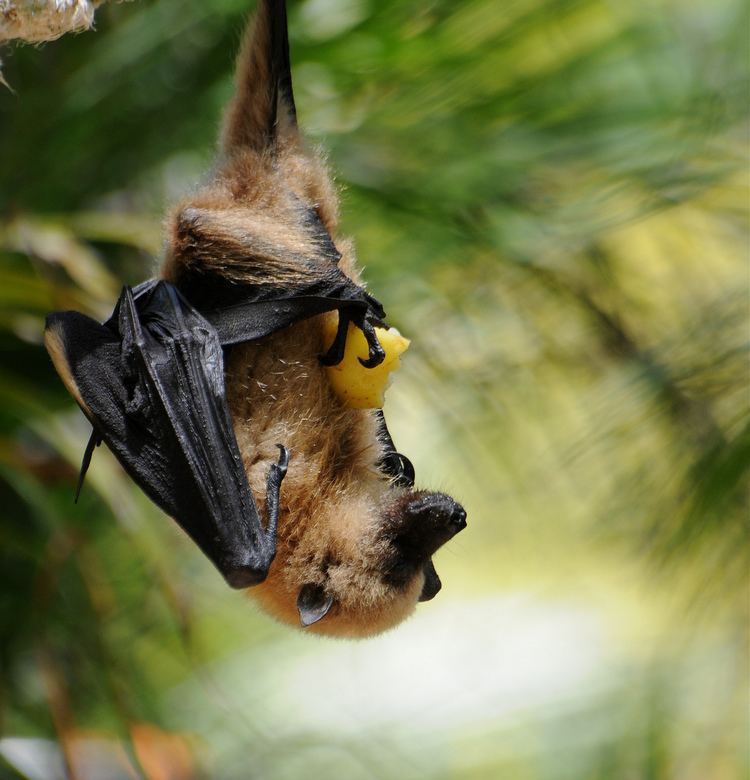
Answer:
0;0;102;44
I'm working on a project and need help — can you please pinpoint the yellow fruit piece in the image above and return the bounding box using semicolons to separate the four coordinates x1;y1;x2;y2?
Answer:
322;313;410;409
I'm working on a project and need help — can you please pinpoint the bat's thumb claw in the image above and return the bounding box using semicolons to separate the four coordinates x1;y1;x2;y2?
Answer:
275;443;289;473
359;347;385;369
75;429;102;503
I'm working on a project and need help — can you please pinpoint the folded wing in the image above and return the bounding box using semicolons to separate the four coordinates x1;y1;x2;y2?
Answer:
45;281;282;588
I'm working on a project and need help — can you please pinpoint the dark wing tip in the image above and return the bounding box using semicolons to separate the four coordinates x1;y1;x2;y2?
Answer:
224;564;269;589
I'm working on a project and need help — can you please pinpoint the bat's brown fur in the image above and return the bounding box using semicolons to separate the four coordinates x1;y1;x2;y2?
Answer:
226;321;423;637
158;1;460;637
45;324;92;417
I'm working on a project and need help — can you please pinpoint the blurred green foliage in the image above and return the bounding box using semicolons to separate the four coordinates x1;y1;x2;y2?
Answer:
0;0;747;778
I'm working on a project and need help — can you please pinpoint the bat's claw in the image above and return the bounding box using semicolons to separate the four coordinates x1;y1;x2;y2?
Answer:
319;311;349;367
319;344;344;366
358;348;385;369
75;429;102;503
275;443;289;474
358;318;386;369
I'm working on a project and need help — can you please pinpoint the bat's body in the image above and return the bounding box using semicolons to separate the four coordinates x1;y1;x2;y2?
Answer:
46;0;466;637
227;325;419;636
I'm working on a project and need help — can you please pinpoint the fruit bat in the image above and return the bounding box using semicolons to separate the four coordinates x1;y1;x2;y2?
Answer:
44;0;466;637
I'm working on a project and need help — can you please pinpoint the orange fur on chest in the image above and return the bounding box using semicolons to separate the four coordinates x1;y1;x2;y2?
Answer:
223;315;420;637
225;317;387;558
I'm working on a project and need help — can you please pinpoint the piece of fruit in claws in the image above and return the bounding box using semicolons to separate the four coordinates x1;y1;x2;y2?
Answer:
322;313;410;409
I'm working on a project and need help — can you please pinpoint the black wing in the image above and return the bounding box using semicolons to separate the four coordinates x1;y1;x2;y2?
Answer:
45;281;286;588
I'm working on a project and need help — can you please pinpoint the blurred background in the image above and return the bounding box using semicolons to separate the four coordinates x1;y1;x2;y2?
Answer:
0;0;747;778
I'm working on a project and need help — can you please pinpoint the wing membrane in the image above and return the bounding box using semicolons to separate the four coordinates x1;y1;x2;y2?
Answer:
46;281;278;587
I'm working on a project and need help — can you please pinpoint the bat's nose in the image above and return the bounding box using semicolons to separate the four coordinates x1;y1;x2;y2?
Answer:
392;492;467;559
450;505;467;532
419;495;466;537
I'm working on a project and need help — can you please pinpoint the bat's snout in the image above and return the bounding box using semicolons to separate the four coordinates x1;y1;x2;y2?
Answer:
449;505;468;532
391;492;467;560
408;493;466;534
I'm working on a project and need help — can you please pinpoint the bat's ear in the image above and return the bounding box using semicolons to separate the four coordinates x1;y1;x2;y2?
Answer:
297;583;334;627
222;0;297;153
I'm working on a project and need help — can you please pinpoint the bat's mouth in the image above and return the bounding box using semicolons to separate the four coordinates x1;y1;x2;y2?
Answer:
419;559;442;602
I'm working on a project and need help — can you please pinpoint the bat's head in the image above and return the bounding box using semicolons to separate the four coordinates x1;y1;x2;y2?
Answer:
250;490;466;638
